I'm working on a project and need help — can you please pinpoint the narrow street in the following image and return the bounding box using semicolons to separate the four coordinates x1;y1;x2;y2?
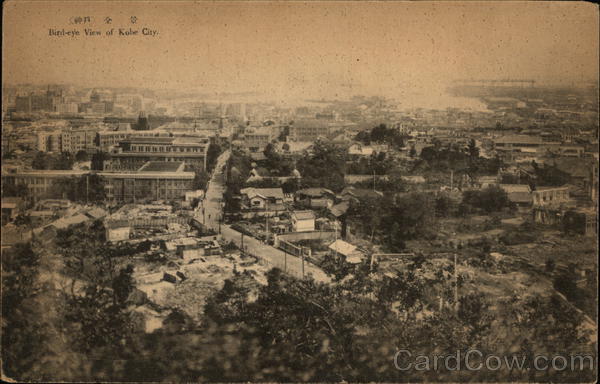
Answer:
201;149;331;283
198;149;230;230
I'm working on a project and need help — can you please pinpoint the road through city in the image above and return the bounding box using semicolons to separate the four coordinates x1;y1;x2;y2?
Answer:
201;149;331;283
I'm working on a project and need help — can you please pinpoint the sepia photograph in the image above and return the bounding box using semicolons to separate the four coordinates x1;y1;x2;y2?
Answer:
1;0;598;382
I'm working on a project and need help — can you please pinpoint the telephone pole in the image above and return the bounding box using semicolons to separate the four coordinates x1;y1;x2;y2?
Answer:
454;253;459;313
373;169;376;191
265;200;270;244
86;174;89;204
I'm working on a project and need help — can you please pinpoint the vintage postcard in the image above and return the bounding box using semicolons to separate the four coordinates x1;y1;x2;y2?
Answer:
1;1;598;382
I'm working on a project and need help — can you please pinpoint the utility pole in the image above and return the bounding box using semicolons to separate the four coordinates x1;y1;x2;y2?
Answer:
450;169;454;190
265;200;269;244
86;174;89;204
302;251;305;278
454;253;459;313
373;169;376;191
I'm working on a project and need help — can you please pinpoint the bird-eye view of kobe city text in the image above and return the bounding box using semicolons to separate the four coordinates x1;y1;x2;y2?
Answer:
1;1;598;383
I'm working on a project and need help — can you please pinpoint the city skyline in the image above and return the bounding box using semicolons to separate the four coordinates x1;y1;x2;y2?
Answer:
3;1;598;102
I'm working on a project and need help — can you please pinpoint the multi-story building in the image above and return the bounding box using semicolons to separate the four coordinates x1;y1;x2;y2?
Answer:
15;88;63;113
493;134;544;163
532;186;571;207
1;161;195;203
289;119;331;142
56;102;79;114
2;169;88;200
102;161;195;202
227;103;246;120
97;128;170;151
107;136;209;171
243;126;273;153
61;129;99;153
37;131;63;152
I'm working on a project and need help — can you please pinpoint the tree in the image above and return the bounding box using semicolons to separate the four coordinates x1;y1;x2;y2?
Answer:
297;140;346;192
409;145;417;158
419;146;438;162
281;178;299;194
467;139;480;159
458;293;491;344
435;193;454;217
1;242;40;310
13;213;33;239
52;152;74;170
263;142;281;170
382;192;437;247
357;124;407;149
193;170;210;190
462;185;510;213
263;142;278;160
0;243;74;381
112;264;135;306
3;149;16;159
386;222;407;251
562;210;586;235
204;272;254;323
278;126;290;142
2;182;28;198
75;150;89;162
91;151;111;171
206;143;222;173
349;195;384;242
377;270;424;312
32;151;48;169
534;164;570;187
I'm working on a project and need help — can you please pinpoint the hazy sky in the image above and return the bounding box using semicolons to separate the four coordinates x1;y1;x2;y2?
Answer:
3;1;598;100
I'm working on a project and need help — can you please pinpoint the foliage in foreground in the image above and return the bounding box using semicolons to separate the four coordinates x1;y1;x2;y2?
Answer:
2;230;596;382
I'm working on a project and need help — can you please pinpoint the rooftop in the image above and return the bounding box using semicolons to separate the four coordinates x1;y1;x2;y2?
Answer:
138;161;185;173
328;239;357;257
293;119;331;129
105;219;130;229
292;210;316;220
494;135;543;145
329;201;350;217
121;136;175;144
1;197;23;207
341;187;384;200
84;207;108;220
296;188;335;197
240;187;284;200
499;184;532;193
50;214;90;230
